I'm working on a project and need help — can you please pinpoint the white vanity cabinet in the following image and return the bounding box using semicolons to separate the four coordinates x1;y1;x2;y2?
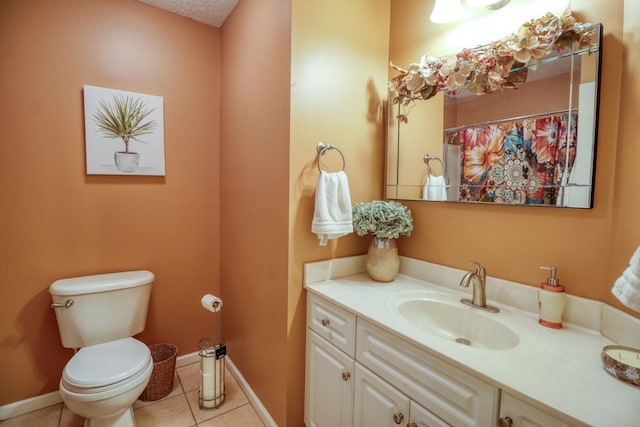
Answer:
305;293;499;427
304;257;640;426
498;393;573;427
305;294;356;427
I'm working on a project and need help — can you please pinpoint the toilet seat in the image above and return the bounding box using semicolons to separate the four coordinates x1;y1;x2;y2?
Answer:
62;338;152;394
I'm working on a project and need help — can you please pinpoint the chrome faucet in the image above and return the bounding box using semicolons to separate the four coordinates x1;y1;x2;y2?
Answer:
459;261;499;313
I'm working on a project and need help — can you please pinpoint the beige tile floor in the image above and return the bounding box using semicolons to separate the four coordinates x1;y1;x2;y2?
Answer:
1;362;265;427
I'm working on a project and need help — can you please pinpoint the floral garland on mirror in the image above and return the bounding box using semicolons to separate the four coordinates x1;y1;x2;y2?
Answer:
389;12;597;123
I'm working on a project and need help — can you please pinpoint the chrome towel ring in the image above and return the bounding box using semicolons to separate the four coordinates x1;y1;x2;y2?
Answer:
424;154;443;177
317;142;346;172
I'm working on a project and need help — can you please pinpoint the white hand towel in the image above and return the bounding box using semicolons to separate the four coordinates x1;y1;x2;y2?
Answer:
630;246;640;276
311;171;353;246
422;175;447;201
612;246;640;312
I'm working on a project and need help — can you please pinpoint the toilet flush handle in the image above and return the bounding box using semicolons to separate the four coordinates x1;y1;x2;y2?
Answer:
51;299;74;309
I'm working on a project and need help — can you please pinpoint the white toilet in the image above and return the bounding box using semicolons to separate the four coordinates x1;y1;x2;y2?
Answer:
49;270;155;427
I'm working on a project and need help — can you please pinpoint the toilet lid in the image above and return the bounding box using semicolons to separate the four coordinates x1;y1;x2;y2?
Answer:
63;338;151;389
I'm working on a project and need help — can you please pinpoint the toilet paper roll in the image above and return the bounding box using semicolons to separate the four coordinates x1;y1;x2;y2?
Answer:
201;294;223;312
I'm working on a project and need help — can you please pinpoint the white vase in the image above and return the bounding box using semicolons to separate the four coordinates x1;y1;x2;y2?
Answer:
114;152;140;172
366;237;400;282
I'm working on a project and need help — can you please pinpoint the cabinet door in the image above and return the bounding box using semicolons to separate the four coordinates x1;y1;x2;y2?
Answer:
305;330;354;427
409;401;451;427
354;363;410;427
499;393;573;427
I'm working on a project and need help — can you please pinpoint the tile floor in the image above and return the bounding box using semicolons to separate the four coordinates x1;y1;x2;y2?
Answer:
1;362;265;427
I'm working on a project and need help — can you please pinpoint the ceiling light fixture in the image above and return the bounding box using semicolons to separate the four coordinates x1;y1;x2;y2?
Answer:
484;0;511;10
466;0;511;10
429;0;464;24
430;0;512;24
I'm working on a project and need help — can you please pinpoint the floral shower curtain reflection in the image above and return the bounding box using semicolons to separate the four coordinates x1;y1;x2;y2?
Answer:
446;111;578;205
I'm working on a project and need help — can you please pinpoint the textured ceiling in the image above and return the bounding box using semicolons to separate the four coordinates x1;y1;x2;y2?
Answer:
136;0;239;28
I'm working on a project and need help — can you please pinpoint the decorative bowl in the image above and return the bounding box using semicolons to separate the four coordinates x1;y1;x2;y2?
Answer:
601;345;640;387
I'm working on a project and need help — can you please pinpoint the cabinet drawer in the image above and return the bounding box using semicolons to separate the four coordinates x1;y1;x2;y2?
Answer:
307;293;356;357
356;319;498;427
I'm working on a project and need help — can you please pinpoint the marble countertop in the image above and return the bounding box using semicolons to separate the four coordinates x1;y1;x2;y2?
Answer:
304;256;640;427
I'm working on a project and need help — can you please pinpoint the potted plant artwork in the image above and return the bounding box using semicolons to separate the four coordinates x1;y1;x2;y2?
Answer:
92;93;158;173
352;201;414;282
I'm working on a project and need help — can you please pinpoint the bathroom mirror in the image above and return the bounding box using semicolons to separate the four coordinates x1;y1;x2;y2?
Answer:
385;12;602;208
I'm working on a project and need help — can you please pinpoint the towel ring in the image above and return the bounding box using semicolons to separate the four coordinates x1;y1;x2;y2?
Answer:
317;142;346;172
424;154;443;176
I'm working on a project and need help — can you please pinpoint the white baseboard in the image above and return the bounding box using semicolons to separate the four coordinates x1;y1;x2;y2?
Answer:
0;390;62;421
1;351;277;426
225;356;277;427
175;351;199;367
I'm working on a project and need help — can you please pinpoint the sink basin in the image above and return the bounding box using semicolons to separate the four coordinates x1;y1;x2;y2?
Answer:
398;299;519;350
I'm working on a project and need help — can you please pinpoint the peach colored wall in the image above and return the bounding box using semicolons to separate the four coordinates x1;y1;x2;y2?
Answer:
392;0;639;318
289;0;390;424
0;0;221;405
221;0;389;424
606;0;640;313
219;0;291;425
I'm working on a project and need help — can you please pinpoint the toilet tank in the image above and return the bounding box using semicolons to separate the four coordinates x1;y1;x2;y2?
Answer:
49;270;153;349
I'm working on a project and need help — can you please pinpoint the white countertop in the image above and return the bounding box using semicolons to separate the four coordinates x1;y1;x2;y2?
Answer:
304;256;640;427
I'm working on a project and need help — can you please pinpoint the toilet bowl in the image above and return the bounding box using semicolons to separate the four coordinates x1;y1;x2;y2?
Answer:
59;338;153;427
49;270;155;427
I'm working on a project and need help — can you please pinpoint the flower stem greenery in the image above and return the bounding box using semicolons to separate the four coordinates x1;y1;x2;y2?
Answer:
92;94;158;153
352;201;414;240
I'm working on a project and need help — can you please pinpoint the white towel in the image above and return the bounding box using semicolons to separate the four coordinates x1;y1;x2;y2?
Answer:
311;171;353;246
630;246;640;276
422;175;447;201
612;246;640;312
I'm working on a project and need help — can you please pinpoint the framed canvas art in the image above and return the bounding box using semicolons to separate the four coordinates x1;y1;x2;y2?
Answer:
84;85;165;176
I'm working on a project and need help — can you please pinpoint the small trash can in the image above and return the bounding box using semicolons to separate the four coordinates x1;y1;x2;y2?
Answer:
139;343;178;401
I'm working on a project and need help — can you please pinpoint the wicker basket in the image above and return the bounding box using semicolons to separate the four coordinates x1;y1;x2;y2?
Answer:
139;343;178;401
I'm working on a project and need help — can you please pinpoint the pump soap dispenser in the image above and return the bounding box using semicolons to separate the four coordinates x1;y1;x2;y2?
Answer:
538;266;566;329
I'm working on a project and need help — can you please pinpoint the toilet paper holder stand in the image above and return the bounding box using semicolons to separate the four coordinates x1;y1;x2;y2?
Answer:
198;297;225;409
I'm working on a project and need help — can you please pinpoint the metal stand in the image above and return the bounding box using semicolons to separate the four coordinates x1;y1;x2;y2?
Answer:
198;305;225;409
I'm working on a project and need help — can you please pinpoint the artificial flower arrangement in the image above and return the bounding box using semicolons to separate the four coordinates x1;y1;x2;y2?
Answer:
389;12;598;123
352;201;414;240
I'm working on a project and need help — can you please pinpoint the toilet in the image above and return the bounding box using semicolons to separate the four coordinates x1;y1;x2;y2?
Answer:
49;270;155;427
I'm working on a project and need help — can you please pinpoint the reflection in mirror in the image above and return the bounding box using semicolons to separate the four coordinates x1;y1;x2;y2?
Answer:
386;11;601;208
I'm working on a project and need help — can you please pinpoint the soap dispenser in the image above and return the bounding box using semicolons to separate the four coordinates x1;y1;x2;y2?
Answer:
537;266;566;329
